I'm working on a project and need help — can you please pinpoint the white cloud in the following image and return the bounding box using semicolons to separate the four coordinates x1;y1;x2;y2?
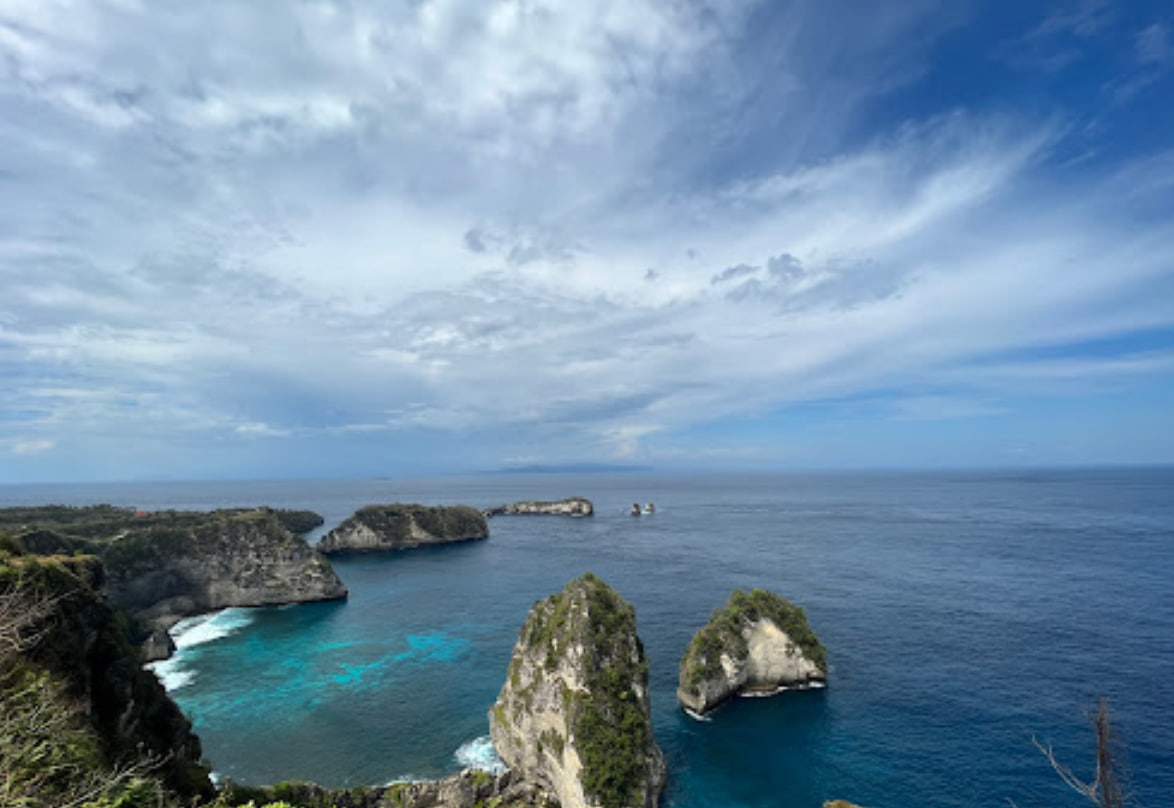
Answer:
10;440;55;456
1;1;1172;476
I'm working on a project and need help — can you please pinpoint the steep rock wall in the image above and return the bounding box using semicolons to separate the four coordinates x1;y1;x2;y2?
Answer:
490;573;665;808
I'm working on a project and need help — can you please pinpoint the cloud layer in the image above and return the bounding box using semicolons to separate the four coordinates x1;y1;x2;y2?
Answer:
2;0;1173;480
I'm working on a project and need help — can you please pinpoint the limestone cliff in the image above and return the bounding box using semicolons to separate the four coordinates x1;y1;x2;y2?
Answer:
485;497;595;518
317;503;489;554
490;573;666;808
677;588;827;715
0;506;348;646
93;509;348;633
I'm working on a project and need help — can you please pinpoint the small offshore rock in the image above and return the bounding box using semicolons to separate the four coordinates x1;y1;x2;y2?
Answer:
677;588;827;716
317;503;489;555
485;497;594;518
490;573;665;808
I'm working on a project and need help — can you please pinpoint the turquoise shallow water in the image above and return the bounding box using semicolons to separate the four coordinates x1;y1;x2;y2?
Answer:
4;469;1173;807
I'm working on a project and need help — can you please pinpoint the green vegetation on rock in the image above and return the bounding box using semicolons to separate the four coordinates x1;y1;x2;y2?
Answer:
683;588;826;691
573;574;651;808
1;542;212;807
355;504;487;540
500;572;659;808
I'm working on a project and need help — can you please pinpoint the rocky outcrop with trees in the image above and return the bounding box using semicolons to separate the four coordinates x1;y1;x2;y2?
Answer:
490;573;666;808
317;503;489;554
677;588;827;716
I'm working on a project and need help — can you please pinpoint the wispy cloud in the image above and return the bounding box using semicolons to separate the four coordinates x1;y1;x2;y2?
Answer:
9;440;55;456
1;1;1172;479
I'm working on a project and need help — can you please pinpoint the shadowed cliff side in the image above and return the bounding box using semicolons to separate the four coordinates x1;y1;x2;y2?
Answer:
0;543;213;804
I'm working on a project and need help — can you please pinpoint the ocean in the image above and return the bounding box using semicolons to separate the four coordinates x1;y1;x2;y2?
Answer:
3;469;1171;808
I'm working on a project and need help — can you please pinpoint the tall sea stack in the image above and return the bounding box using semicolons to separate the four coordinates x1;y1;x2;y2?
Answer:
490;573;666;808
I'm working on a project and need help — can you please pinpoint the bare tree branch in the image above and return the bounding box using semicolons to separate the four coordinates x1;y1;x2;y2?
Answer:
1031;698;1127;808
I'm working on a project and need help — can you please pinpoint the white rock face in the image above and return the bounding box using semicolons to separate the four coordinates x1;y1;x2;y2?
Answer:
490;575;665;808
744;619;824;689
677;590;826;715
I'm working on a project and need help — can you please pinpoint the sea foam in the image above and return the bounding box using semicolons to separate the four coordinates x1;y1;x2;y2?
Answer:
454;735;506;774
145;608;255;692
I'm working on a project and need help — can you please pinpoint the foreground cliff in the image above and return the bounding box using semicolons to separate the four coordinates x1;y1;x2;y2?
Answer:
485;497;595;517
491;573;666;808
677;588;827;715
317;503;489;554
0;545;212;805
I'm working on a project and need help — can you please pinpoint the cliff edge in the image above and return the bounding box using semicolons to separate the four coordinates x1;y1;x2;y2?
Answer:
490;573;665;808
0;546;213;802
677;588;827;716
96;509;348;635
317;503;489;554
0;506;348;655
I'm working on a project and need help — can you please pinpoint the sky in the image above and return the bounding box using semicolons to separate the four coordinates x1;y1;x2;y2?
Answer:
2;0;1174;482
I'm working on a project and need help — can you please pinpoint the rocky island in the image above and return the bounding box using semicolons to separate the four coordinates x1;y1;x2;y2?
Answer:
317;503;489;554
677;588;827;716
0;505;348;660
484;497;595;517
491;572;666;808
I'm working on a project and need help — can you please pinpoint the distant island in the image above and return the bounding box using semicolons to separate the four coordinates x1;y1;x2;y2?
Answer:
486;463;653;475
317;503;489;554
484;497;594;517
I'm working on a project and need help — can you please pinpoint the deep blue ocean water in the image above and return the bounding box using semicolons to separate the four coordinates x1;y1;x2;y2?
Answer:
3;469;1172;808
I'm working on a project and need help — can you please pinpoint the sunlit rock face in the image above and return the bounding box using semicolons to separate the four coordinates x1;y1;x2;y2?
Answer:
677;588;827;716
490;573;666;808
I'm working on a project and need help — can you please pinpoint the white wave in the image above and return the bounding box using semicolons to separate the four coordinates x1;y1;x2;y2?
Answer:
146;608;255;692
171;608;255;651
145;655;196;692
738;680;827;698
454;735;506;774
683;707;712;722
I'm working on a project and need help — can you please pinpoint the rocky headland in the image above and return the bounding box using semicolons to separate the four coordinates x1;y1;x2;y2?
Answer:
317;503;489;554
484;497;595;518
490;572;666;808
0;505;349;659
677;588;827;716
